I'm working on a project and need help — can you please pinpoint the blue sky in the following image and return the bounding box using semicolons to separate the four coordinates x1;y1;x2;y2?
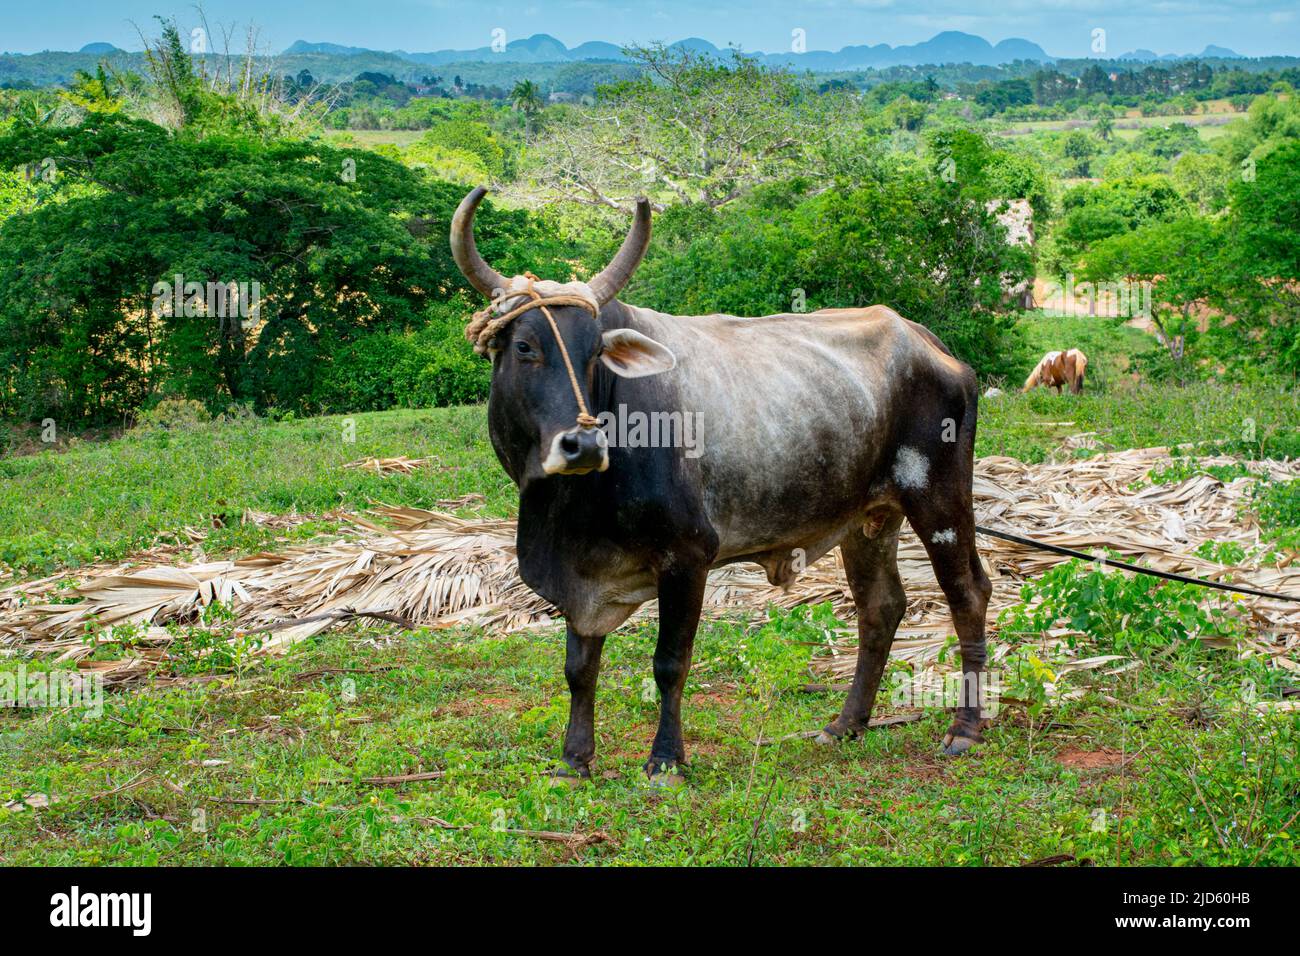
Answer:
3;0;1297;57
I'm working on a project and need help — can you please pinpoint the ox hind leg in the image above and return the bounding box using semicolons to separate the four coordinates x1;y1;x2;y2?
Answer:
902;487;992;756
817;512;907;743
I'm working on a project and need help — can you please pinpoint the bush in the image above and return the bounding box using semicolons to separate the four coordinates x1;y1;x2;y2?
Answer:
310;305;490;413
999;558;1246;656
133;397;211;431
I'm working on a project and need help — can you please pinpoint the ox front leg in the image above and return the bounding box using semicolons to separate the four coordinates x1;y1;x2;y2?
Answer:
556;626;606;783
646;565;708;786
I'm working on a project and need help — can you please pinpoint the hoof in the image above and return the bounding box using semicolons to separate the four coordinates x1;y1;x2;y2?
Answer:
815;723;860;745
644;761;687;788
646;771;687;789
941;733;980;756
549;764;589;786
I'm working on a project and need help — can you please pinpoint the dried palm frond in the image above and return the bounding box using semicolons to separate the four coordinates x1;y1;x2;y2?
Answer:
342;456;432;475
1;446;1296;687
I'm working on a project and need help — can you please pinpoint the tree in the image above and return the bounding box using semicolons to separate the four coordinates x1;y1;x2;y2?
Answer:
1062;130;1098;177
1171;152;1231;214
1051;175;1188;270
1131;122;1204;160
1093;105;1114;142
0;114;570;421
1081;218;1222;379
509;79;544;135
1219;140;1300;375
520;46;819;210
627;174;1029;377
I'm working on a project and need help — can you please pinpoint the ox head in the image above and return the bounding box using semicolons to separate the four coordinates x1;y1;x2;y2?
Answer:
451;187;676;481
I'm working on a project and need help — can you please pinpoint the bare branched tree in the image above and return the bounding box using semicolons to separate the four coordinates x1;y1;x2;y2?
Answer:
516;45;827;211
129;7;339;133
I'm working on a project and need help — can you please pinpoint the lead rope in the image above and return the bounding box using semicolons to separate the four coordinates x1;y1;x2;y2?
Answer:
465;272;600;429
976;524;1300;603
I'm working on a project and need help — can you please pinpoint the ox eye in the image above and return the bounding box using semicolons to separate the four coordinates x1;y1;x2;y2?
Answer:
514;341;534;357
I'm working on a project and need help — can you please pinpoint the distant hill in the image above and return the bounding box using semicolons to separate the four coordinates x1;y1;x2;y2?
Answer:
78;42;119;54
276;32;1266;71
284;30;1058;69
284;40;381;56
1119;43;1241;61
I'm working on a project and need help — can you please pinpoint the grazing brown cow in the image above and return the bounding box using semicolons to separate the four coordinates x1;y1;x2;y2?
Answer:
1023;349;1088;395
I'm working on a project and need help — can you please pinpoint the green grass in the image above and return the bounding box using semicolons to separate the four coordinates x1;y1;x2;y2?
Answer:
1;602;1294;865
978;379;1300;463
0;407;514;576
998;113;1234;143
981;312;1300;462
325;130;427;148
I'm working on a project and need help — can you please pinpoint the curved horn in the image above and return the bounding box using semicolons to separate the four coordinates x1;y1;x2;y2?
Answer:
589;198;652;305
450;186;508;298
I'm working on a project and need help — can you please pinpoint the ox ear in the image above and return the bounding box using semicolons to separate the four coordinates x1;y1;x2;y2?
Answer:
599;328;676;378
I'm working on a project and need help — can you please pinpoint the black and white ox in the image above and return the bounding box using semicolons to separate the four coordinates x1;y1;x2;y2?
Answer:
451;187;992;785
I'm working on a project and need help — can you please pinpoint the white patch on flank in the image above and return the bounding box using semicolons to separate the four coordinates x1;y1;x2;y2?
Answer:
931;528;957;545
892;446;930;490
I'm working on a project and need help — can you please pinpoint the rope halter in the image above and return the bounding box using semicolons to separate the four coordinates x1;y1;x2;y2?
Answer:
465;272;602;429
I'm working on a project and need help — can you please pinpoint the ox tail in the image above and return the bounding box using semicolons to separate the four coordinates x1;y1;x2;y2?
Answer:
1071;352;1088;395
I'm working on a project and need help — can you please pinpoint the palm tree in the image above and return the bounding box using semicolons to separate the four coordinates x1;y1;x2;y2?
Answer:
510;80;544;134
1093;106;1115;142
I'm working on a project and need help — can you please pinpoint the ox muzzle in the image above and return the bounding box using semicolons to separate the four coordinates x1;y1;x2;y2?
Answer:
541;425;609;476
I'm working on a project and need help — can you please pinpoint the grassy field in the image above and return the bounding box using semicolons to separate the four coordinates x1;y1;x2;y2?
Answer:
3;318;1297;580
2;313;1298;866
324;129;428;148
0;405;515;576
997;113;1235;142
1;604;1296;865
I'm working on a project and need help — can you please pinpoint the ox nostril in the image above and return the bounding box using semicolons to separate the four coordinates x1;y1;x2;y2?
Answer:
560;433;581;457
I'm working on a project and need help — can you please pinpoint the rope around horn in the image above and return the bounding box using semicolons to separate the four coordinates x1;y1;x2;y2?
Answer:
465;272;601;428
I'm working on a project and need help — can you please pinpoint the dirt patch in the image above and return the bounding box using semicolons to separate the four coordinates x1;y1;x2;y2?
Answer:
1057;747;1125;770
435;693;521;718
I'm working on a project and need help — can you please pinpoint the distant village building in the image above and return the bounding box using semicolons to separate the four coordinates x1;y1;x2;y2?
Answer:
547;92;577;104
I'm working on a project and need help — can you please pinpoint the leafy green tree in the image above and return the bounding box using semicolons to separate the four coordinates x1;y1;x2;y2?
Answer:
418;119;509;178
1219;140;1300;375
1062;130;1098;177
1052;175;1187;269
927;128;1051;223
1217;87;1300;166
626;175;1028;376
0;114;567;422
1081;217;1222;379
1171;152;1231;214
1130;122;1204;160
